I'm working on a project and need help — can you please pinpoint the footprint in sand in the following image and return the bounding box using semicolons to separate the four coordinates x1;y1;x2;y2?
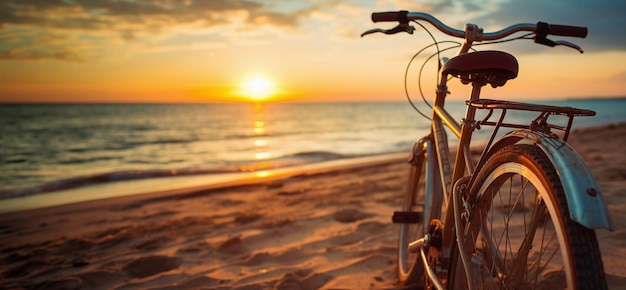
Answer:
4;259;48;278
76;270;126;288
234;211;264;224
33;276;82;289
274;270;334;290
218;236;247;255
239;248;308;267
123;255;182;278
333;208;373;223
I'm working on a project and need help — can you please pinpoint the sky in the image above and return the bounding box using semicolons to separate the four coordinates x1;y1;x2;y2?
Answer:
0;0;625;103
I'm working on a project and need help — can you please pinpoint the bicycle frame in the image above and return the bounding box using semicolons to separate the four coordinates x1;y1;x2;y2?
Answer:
417;26;612;288
365;10;611;289
428;27;485;248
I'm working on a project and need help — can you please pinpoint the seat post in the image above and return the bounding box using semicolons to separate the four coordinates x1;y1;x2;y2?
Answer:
469;82;483;102
451;83;482;182
465;83;482;126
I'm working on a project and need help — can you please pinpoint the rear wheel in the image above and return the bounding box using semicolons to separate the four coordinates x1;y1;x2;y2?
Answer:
449;144;606;289
397;141;442;287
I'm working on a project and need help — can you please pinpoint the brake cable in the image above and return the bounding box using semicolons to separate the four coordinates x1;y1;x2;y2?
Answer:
404;25;534;121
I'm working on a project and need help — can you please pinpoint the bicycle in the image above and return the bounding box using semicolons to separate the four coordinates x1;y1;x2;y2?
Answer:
361;11;613;289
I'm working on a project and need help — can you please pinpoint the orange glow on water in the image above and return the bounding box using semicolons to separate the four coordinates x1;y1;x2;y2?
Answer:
255;171;271;178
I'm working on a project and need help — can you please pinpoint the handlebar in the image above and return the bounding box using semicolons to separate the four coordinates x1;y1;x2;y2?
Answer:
541;23;588;38
369;10;587;41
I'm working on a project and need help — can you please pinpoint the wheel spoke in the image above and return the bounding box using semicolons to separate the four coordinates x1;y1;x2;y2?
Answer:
472;158;564;288
451;144;607;289
505;189;547;285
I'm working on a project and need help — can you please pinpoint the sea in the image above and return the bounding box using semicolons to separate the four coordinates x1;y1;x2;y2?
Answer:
1;99;625;204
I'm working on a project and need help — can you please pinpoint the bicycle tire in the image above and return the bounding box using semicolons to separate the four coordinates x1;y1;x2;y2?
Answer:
397;143;443;287
448;144;607;289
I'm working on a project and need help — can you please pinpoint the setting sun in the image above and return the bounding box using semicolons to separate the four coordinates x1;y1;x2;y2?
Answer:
242;77;275;101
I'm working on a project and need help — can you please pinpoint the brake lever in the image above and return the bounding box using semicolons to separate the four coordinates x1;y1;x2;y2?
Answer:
361;24;415;37
360;28;386;37
554;40;584;54
535;36;584;54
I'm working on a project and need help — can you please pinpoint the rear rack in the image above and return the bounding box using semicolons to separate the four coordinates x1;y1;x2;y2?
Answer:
467;99;595;142
465;99;596;193
468;99;595;116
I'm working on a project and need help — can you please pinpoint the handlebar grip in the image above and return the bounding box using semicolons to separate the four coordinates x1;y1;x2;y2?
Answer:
537;22;588;38
548;24;588;38
371;11;408;23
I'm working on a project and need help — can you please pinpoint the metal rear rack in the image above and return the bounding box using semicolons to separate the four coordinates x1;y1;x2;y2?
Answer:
467;99;596;142
464;99;596;192
469;99;595;116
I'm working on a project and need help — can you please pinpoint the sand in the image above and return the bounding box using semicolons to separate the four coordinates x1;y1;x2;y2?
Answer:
1;123;625;289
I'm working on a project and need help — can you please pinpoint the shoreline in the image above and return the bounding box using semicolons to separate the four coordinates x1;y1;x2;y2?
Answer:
1;122;625;289
0;152;408;214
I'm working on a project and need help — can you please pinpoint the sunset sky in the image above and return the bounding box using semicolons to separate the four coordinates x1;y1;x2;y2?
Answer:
1;0;625;103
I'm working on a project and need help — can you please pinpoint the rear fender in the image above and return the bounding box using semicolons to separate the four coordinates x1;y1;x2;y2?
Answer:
485;130;613;230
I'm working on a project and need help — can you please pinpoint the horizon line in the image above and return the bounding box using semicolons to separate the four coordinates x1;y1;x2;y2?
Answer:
1;95;625;105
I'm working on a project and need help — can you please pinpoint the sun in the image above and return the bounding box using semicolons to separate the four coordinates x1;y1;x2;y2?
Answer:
242;77;275;101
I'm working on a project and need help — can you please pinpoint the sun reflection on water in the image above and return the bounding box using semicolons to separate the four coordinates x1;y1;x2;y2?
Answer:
240;104;276;176
255;171;271;178
254;139;267;146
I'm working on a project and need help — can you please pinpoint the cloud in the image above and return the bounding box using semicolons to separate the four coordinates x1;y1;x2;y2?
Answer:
0;0;314;62
0;1;277;30
0;27;92;61
1;0;624;62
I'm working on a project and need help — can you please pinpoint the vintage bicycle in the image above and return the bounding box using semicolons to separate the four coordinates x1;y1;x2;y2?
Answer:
362;11;612;289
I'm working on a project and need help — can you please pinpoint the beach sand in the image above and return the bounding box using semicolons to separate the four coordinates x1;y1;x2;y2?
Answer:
1;123;625;289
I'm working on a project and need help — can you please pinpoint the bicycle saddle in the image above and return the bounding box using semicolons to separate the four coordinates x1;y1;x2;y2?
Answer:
442;50;518;87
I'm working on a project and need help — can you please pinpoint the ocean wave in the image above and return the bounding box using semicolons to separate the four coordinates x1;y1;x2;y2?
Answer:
0;150;355;200
223;133;263;140
286;151;347;161
104;138;196;150
57;155;120;165
222;131;293;140
0;167;239;200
